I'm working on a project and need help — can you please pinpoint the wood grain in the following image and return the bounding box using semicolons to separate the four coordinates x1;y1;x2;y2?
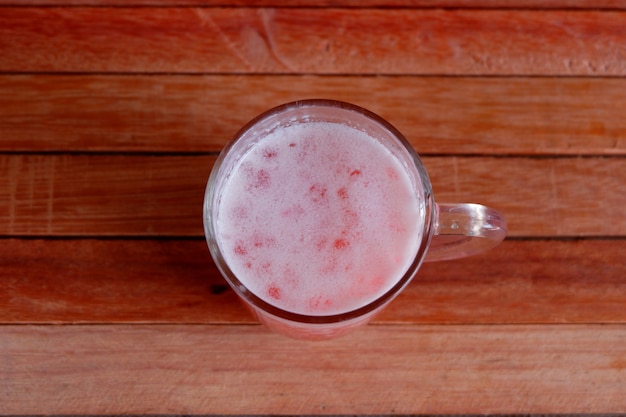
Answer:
2;8;626;75
1;155;209;236
2;75;625;155
2;2;624;414
2;155;624;237
2;0;625;8
1;323;625;414
2;238;625;325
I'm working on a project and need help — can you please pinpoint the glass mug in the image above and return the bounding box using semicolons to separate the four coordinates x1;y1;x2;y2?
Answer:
204;99;506;340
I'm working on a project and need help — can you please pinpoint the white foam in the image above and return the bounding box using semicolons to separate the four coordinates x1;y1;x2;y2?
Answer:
215;121;423;315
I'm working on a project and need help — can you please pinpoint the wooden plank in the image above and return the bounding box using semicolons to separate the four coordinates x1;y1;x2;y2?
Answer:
1;323;625;414
387;238;626;324
1;155;210;236
1;238;625;325
2;8;626;75
428;156;626;237
2;0;625;8
2;75;625;155
0;238;249;324
1;155;624;237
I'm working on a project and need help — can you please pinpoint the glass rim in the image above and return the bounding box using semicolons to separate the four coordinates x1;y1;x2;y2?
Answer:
203;99;435;325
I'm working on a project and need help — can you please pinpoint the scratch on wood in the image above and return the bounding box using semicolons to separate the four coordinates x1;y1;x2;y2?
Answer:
193;9;254;71
549;18;598;75
258;9;297;72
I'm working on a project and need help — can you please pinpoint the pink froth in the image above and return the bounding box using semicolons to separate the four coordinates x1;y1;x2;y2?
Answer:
215;121;423;315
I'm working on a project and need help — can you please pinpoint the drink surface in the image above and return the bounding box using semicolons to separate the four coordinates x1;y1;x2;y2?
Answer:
214;121;422;316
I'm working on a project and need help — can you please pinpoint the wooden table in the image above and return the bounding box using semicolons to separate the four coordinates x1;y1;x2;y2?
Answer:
1;1;625;414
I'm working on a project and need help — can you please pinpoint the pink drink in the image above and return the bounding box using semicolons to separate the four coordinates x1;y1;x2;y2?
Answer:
214;121;423;317
206;100;507;339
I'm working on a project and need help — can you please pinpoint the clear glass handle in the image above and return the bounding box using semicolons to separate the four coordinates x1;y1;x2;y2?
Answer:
424;203;507;262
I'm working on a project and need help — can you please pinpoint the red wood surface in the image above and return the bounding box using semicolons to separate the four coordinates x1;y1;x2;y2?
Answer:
2;0;626;7
2;324;625;415
1;75;625;155
2;8;626;75
1;1;624;414
2;238;625;325
2;154;624;237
